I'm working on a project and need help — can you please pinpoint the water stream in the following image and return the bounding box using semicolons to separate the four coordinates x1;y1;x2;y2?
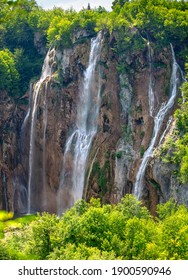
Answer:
58;32;102;215
42;82;48;210
148;42;155;117
134;45;179;199
2;143;8;211
27;49;54;214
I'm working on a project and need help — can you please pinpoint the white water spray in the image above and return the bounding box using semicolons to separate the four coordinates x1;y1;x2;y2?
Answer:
42;82;48;210
2;143;8;211
27;49;54;214
148;42;155;117
134;45;179;199
58;32;102;215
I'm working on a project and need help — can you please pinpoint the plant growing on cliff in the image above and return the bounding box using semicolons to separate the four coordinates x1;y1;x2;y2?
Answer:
115;150;123;159
0;49;20;95
140;145;145;158
159;65;188;184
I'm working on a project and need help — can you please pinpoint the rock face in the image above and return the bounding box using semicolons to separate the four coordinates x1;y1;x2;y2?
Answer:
0;30;186;215
151;158;188;207
0;91;26;212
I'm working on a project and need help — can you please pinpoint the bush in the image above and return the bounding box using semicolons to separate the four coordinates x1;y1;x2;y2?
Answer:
115;150;123;159
0;49;20;95
1;197;188;260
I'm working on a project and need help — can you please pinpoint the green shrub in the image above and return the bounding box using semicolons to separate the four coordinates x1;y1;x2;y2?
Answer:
0;49;20;95
115;151;123;159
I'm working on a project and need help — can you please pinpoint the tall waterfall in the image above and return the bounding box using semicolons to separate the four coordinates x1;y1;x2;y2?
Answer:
134;45;179;199
42;82;48;210
148;42;155;117
58;32;102;215
1;143;8;211
27;49;54;214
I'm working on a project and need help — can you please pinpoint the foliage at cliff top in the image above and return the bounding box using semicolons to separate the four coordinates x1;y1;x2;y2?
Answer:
0;195;188;260
0;0;187;97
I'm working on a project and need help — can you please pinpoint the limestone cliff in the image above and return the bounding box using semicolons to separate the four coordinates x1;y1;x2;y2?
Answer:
0;30;186;215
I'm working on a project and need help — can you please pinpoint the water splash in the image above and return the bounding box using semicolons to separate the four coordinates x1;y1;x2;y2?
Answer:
134;44;180;199
58;32;103;215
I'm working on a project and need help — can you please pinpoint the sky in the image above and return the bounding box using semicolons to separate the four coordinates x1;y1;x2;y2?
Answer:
36;0;113;11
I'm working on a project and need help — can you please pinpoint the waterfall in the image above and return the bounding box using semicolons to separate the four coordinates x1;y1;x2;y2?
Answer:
1;143;8;211
12;178;28;214
134;44;179;199
158;116;173;146
58;32;103;215
21;83;32;131
148;42;155;117
42;82;48;210
27;49;54;214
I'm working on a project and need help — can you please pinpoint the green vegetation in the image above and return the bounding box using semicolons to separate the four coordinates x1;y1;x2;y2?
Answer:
0;0;44;96
0;196;188;260
0;49;19;95
140;145;145;157
115;150;123;159
111;0;188;49
110;0;188;78
122;125;133;142
0;0;187;97
159;66;188;183
0;0;188;261
91;161;111;197
140;131;145;139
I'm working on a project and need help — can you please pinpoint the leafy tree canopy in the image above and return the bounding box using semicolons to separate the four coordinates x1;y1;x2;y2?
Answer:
0;0;187;97
1;195;188;260
0;49;20;95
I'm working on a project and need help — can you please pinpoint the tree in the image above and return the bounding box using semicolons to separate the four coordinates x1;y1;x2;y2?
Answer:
112;0;129;9
160;205;188;259
25;213;60;259
0;49;20;95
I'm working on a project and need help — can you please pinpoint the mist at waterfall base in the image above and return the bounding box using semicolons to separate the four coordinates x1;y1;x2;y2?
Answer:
26;49;55;214
23;33;102;215
57;32;102;215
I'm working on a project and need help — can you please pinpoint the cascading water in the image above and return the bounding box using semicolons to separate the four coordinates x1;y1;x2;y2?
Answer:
42;82;48;210
1;143;8;211
134;44;180;199
158;116;173;146
21;83;32;131
58;32;102;215
148;42;155;117
27;49;54;214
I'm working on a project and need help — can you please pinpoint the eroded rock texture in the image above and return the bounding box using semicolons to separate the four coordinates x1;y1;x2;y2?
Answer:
0;31;186;214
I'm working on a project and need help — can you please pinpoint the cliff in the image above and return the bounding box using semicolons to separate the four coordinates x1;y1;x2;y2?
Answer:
0;30;186;215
